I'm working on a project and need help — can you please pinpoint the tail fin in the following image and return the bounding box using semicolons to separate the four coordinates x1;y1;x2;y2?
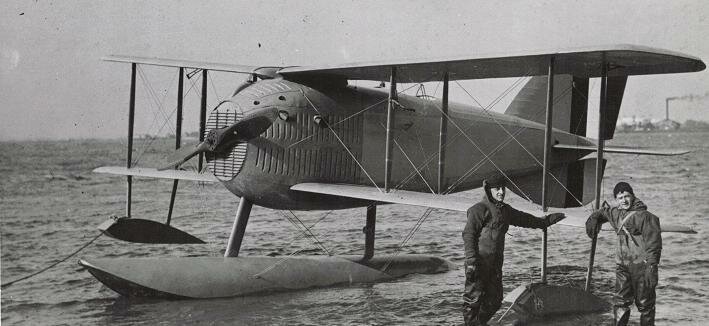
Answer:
506;75;627;140
508;155;603;208
506;75;589;136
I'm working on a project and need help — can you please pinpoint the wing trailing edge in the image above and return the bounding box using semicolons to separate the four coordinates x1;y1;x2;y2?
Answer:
93;166;218;182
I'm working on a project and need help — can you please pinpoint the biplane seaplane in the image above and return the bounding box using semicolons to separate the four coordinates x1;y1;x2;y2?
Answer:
80;45;702;313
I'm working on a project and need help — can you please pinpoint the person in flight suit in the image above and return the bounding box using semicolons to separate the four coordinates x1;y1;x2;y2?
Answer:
462;175;566;326
586;182;662;326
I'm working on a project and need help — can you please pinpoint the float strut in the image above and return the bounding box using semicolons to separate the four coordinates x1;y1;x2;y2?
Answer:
166;67;184;226
126;62;136;218
586;57;609;291
363;205;376;260
540;55;555;283
225;198;253;257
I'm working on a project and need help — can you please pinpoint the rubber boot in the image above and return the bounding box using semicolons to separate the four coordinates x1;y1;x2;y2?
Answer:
638;306;655;326
614;306;631;326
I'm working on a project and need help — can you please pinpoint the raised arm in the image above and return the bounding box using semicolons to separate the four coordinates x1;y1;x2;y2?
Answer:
585;207;611;238
508;207;565;229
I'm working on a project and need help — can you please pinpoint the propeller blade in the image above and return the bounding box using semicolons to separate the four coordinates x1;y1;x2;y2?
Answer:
158;142;210;171
158;107;276;170
232;115;274;140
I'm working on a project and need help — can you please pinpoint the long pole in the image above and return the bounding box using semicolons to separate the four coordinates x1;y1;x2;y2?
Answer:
437;72;449;194
540;56;555;283
126;63;136;218
384;67;397;192
585;56;608;291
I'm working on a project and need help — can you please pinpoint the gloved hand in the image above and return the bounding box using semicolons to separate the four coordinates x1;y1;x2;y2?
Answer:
645;263;658;288
464;259;477;278
544;213;566;226
586;218;598;238
586;213;601;239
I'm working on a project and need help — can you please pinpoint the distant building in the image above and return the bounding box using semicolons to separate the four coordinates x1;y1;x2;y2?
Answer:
616;116;678;132
656;119;681;131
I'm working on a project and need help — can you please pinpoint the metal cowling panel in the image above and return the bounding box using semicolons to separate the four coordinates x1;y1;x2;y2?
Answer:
204;102;247;181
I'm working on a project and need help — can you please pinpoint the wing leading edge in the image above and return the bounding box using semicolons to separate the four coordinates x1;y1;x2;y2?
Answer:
103;55;283;79
291;183;696;234
279;44;705;82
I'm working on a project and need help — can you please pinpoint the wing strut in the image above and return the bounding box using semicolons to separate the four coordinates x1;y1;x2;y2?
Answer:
166;67;185;225
199;69;208;171
384;67;397;192
585;56;609;291
126;63;137;218
437;72;449;194
540;56;555;283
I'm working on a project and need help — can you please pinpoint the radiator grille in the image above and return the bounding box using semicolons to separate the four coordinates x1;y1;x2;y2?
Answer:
204;102;247;181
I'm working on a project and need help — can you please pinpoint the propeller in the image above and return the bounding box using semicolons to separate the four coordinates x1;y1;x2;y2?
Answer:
159;109;275;171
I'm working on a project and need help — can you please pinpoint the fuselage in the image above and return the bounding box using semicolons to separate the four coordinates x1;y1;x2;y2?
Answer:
204;77;593;210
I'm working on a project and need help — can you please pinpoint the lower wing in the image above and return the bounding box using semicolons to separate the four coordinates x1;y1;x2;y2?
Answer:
291;183;696;234
93;166;219;182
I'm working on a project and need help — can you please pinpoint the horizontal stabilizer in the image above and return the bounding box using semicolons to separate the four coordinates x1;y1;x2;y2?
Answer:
93;166;218;182
554;144;690;156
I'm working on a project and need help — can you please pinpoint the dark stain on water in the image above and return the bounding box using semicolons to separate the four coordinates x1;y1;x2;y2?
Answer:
2;132;709;325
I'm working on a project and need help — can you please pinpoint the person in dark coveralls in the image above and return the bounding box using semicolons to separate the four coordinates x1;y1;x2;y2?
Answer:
462;176;565;326
586;182;662;326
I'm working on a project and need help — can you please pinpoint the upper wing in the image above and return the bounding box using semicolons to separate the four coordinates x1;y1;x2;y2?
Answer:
103;55;283;79
291;183;696;234
279;44;705;82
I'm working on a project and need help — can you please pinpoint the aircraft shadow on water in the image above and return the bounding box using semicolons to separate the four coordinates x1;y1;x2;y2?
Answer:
79;44;702;319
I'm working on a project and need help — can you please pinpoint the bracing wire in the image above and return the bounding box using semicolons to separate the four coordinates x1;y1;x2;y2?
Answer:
453;79;590;209
300;90;382;193
253;211;334;279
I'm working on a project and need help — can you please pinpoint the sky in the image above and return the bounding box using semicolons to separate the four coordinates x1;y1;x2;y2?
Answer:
1;0;708;140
